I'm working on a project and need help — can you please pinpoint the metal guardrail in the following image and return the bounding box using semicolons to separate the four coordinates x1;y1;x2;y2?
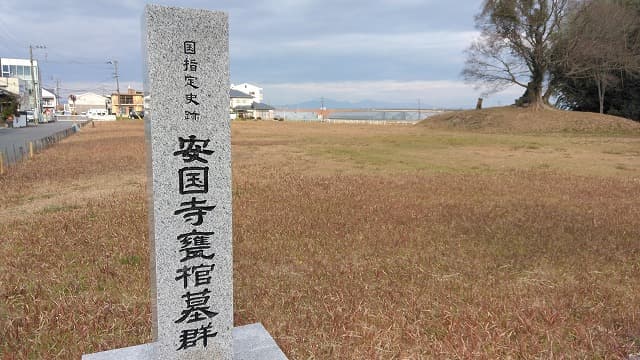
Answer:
0;120;92;174
54;115;89;121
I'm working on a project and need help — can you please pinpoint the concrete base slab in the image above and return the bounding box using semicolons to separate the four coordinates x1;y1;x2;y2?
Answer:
82;323;287;360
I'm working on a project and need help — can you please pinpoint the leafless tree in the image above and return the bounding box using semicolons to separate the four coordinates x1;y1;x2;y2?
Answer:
555;0;640;114
463;0;569;110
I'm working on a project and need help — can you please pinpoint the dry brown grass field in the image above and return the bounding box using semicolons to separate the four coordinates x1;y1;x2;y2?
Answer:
1;108;640;359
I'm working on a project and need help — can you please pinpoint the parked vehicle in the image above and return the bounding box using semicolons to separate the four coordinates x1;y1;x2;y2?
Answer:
129;110;144;119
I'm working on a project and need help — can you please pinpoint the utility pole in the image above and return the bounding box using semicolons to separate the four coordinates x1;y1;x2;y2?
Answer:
107;60;120;116
321;96;325;122
107;60;120;94
29;44;46;124
55;79;60;111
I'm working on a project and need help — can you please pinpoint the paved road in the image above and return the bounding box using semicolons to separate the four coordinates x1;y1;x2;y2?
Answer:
0;122;77;164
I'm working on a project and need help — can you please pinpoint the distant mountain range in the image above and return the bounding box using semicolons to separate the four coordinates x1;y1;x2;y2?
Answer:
275;98;442;110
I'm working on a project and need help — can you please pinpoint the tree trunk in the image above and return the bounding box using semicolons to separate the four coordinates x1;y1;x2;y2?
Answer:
528;85;545;110
515;65;550;110
476;98;483;110
527;67;546;110
596;78;605;114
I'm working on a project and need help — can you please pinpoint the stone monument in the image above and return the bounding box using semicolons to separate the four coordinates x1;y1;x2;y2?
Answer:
83;4;286;359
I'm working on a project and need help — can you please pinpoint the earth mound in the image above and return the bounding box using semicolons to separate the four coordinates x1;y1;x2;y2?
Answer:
420;106;640;134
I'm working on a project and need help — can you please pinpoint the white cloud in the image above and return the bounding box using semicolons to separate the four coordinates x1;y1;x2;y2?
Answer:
232;31;479;58
285;31;478;52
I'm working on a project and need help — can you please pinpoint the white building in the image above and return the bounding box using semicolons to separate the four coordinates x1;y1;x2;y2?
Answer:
229;88;275;120
71;92;110;114
234;102;275;120
41;88;57;113
0;58;40;111
231;83;263;103
230;89;253;109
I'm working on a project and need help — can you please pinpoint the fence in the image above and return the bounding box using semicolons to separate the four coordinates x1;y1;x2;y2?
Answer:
0;120;92;175
55;115;90;122
274;110;446;124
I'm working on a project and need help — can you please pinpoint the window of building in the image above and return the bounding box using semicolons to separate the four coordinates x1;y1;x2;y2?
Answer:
119;95;134;104
1;65;8;77
21;66;34;80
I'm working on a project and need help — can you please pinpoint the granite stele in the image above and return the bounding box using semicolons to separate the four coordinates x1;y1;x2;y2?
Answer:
82;4;286;360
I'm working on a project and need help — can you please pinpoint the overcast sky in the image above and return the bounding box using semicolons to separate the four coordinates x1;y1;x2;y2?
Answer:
0;0;521;108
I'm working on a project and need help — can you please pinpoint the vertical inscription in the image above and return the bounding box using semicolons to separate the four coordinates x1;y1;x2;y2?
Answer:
171;42;217;351
183;41;201;121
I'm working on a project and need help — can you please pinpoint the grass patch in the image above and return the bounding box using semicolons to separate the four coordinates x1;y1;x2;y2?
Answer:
511;142;542;150
1;117;639;358
119;255;142;266
40;204;80;214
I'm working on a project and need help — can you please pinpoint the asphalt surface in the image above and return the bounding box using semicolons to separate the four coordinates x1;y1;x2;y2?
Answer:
0;121;77;164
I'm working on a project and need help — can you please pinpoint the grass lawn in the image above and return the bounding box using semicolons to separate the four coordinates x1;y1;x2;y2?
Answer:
1;108;640;358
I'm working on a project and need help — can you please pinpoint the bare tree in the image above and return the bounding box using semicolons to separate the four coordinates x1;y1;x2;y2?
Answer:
463;0;569;110
463;33;530;93
555;0;640;114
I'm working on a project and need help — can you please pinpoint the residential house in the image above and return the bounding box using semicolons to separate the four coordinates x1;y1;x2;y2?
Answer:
230;89;253;109
41;88;57;114
231;83;263;103
111;88;144;117
0;87;19;121
235;101;275;120
230;88;275;120
0;77;20;117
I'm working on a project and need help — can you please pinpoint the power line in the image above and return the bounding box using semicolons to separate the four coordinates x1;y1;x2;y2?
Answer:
37;59;111;65
0;17;22;49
